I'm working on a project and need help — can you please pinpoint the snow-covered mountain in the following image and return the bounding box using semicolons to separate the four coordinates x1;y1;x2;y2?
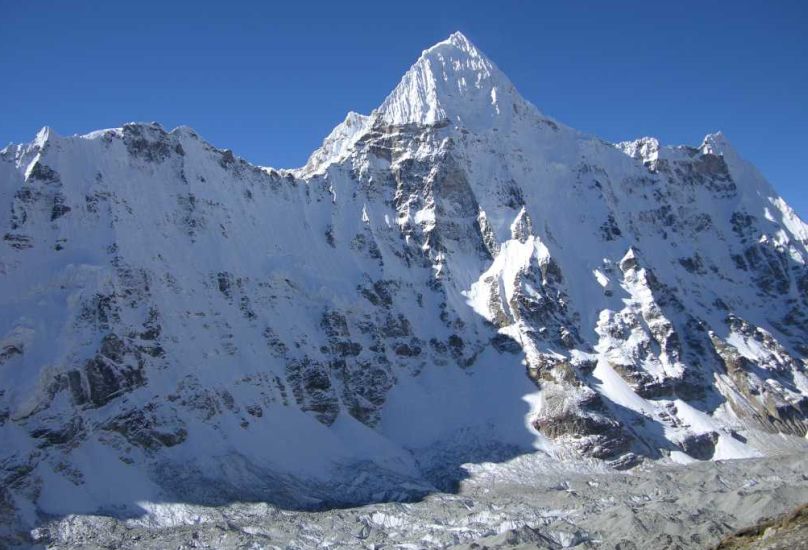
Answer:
2;31;807;543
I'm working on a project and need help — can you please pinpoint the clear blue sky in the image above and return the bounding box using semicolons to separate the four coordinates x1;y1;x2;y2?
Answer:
1;1;805;217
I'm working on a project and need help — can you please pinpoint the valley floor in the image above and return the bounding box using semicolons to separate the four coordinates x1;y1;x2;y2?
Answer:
31;453;808;549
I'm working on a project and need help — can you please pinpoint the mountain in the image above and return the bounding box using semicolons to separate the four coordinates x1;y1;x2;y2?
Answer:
1;31;807;545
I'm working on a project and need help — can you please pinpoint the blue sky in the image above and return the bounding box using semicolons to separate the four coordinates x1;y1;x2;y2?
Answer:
1;1;805;217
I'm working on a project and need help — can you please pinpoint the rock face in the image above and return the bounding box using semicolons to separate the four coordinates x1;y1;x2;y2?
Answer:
716;503;808;550
1;32;807;542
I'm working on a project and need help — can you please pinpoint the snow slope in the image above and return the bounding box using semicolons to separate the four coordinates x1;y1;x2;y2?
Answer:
1;31;807;545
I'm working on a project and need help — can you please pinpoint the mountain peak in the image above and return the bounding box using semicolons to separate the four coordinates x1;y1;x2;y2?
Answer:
298;111;373;176
34;125;58;148
376;32;532;130
428;31;478;56
701;131;734;157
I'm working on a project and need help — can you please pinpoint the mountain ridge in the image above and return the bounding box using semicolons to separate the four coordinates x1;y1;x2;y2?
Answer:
1;31;807;546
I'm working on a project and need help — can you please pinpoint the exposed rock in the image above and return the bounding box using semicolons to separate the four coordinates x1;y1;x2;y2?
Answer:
679;431;719;460
716;503;808;550
102;406;187;450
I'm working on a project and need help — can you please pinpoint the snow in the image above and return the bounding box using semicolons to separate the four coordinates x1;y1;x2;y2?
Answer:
298;111;372;176
593;269;609;288
378;345;542;452
592;360;656;417
669;451;698;465
376;31;541;131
